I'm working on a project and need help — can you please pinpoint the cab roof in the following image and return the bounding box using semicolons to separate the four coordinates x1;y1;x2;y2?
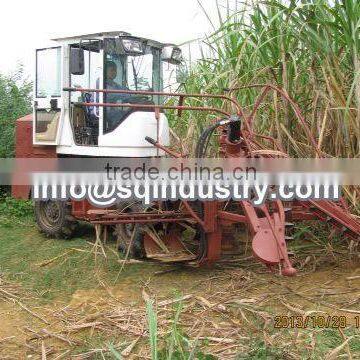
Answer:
52;31;169;49
52;31;130;41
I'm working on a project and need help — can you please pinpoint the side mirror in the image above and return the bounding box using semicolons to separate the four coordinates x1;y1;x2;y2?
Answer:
70;47;84;75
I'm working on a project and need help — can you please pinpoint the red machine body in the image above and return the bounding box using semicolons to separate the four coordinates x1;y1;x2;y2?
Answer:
11;86;360;276
12;114;56;200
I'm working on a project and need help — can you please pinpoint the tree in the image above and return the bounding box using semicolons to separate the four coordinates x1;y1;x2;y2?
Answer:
0;64;32;158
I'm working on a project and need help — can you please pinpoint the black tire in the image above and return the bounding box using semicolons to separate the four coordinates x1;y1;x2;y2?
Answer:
114;202;145;259
115;224;145;259
34;200;77;239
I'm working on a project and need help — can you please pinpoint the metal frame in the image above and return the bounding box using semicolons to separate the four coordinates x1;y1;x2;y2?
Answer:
63;84;360;274
63;87;243;118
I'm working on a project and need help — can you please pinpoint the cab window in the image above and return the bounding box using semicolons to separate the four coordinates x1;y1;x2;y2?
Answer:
36;47;61;98
34;47;62;143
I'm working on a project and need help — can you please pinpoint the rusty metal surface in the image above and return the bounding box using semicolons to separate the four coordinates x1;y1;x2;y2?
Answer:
12;115;56;200
74;101;231;118
63;87;244;115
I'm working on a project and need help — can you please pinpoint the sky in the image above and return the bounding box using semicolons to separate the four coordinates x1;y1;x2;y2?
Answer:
0;0;229;78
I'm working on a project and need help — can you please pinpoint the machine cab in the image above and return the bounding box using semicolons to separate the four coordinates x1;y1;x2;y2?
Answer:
33;31;182;157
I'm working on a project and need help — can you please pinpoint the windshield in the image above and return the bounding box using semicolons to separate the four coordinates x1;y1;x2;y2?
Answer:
126;54;153;91
103;39;163;133
104;53;154;92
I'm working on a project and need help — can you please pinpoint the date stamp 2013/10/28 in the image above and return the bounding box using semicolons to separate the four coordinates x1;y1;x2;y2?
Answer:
274;315;360;329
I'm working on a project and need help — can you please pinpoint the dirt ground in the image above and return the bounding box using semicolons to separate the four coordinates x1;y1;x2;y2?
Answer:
0;221;359;359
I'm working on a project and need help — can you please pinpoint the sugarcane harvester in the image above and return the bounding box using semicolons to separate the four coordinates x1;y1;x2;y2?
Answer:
12;31;360;276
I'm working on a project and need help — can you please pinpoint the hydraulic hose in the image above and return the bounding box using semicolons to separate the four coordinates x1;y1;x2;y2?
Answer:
195;116;241;158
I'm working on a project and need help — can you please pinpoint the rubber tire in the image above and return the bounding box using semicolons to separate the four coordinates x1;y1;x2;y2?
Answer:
114;202;146;259
116;224;145;259
34;200;77;239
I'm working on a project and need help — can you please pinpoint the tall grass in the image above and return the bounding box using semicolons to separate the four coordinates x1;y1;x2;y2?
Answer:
146;299;158;360
146;299;202;360
170;0;359;210
174;0;359;157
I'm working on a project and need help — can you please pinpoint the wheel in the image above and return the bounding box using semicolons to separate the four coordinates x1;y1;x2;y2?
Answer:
114;202;146;259
114;223;145;259
114;201;204;263
34;200;77;239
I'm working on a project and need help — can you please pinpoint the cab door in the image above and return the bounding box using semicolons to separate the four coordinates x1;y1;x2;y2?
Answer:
33;47;62;145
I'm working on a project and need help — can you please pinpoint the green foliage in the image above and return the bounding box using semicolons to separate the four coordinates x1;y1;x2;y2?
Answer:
0;64;32;158
146;298;159;360
0;185;10;198
149;299;215;360
177;0;360;158
107;299;215;359
237;339;285;359
108;344;122;359
0;223;90;300
0;197;33;222
170;0;360;212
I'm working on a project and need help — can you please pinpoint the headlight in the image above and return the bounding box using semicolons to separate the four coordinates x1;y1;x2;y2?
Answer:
120;36;146;55
162;45;182;65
